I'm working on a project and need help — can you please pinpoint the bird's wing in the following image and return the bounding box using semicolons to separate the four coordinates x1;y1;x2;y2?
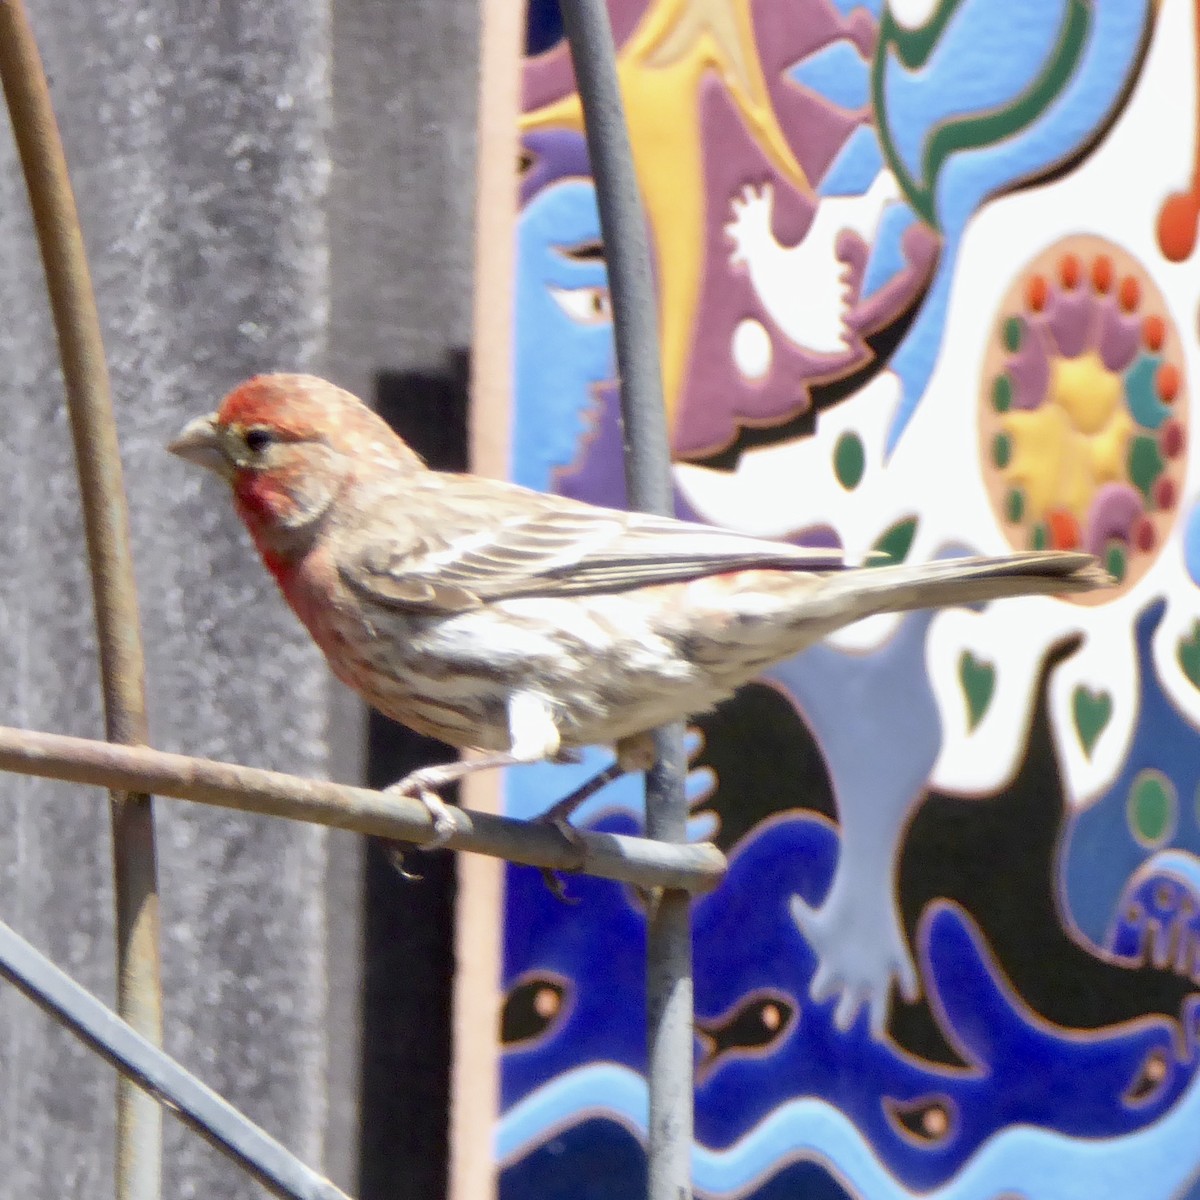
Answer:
338;475;843;613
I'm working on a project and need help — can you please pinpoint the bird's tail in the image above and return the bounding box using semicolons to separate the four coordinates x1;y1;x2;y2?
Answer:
816;550;1111;625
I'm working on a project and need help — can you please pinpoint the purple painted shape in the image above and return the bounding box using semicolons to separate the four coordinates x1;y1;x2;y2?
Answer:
1006;320;1051;410
1095;296;1143;374
673;79;839;457
524;0;874;157
520;130;593;206
1045;285;1093;358
556;381;629;509
1085;482;1144;555
520;0;937;459
844;7;878;58
673;76;937;457
523;0;651;112
845;220;939;337
751;0;867;186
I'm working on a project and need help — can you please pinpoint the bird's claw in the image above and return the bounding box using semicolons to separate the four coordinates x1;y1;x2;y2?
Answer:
542;809;585;848
537;811;586;903
385;772;462;850
539;867;580;904
385;842;424;881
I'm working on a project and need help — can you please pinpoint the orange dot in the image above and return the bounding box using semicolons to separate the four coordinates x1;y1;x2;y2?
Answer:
1142;314;1165;352
1119;275;1141;312
1047;509;1081;550
1026;274;1048;312
923;1107;949;1138
1092;255;1114;293
1059;253;1081;289
1158;192;1200;263
1156;361;1180;402
533;987;560;1019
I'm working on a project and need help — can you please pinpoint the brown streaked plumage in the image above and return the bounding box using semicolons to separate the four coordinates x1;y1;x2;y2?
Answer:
169;373;1112;839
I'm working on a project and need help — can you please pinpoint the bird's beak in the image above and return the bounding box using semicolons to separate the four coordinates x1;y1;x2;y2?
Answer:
167;413;231;478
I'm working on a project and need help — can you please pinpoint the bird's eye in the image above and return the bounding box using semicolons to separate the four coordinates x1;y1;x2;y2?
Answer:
244;428;274;454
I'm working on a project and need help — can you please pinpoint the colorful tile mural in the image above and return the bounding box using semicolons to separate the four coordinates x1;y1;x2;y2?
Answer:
499;0;1200;1195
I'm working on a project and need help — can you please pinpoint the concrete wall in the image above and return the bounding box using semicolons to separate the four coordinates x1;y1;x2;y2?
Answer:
0;1;480;1195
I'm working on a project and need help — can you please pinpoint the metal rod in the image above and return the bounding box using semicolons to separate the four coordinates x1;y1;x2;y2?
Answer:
0;7;162;1199
557;3;694;1197
557;0;670;515
0;724;725;893
0;916;350;1200
644;728;693;1200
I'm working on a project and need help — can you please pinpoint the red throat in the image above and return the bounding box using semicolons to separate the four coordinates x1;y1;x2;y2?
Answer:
232;472;303;584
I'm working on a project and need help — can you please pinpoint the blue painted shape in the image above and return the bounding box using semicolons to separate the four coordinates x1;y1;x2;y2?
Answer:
766;607;943;1036
921;901;1191;1133
501;813;1198;1192
1186;503;1200;586
1063;602;1200;945
513;179;614;492
1108;850;1200;967
698;821;1196;1187
831;0;883;16
500;1063;648;1165
860;200;920;299
883;0;1153;450
751;1158;855;1200
501;816;648;1113
818;124;885;197
503;1058;1200;1200
1125;354;1172;430
525;0;563;56
1179;1163;1200;1200
790;39;871;112
499;1115;854;1200
499;1118;644;1200
881;0;1068;188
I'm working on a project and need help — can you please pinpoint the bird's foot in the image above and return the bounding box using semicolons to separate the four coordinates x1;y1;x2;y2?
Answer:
536;760;626;832
384;842;424;881
535;805;587;903
385;765;465;850
531;767;622;902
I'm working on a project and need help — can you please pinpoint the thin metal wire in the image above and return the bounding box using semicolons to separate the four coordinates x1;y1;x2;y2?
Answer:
557;3;694;1196
0;916;350;1200
0;724;725;893
0;7;162;1200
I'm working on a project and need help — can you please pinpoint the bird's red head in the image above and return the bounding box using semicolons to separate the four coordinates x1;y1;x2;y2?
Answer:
169;373;423;565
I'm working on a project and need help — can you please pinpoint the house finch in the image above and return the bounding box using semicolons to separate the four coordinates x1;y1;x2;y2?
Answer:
169;373;1110;842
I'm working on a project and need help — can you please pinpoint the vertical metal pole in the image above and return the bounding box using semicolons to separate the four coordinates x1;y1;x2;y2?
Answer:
0;7;163;1200
557;3;693;1198
642;731;692;1200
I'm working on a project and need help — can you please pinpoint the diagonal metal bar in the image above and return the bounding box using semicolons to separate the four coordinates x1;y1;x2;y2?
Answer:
0;6;162;1200
556;3;695;1198
0;724;726;893
0;915;350;1200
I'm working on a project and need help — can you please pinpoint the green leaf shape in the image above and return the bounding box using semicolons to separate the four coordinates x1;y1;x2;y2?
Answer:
1178;622;1200;689
959;652;995;732
1072;686;1112;758
869;517;918;566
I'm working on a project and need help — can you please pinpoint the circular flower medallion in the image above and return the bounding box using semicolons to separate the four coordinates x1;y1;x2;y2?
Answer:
980;237;1187;600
